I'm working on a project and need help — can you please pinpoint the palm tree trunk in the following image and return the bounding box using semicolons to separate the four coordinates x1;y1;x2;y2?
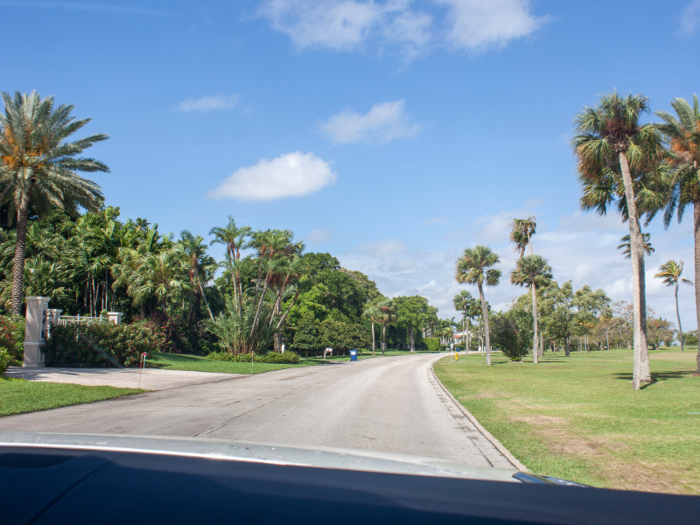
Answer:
674;283;684;352
531;283;539;364
477;282;491;366
371;320;376;356
694;201;700;375
382;324;386;356
409;327;415;352
197;274;215;321
619;152;650;388
564;336;570;357
10;202;30;315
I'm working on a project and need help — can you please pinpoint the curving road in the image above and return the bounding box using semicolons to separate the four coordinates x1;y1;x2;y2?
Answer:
0;353;515;468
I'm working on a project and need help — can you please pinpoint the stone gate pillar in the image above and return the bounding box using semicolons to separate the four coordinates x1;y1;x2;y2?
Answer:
23;297;51;368
107;312;123;325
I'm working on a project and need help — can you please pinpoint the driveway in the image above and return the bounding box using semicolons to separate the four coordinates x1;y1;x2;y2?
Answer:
5;366;240;391
0;354;517;469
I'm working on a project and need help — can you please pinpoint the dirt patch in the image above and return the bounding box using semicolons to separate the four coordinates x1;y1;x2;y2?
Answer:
509;414;690;493
474;392;502;399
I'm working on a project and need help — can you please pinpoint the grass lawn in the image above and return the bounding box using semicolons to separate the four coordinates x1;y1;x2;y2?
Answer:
433;347;700;495
146;352;321;374
147;349;438;373
0;377;143;417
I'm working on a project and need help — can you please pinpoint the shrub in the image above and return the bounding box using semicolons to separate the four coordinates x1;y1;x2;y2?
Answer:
0;349;9;375
146;312;216;355
45;321;167;367
207;351;300;364
0;314;25;364
424;337;440;351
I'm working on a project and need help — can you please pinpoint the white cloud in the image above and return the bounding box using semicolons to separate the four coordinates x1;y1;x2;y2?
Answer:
307;228;336;245
680;0;700;35
175;95;240;113
259;0;432;57
208;151;337;202
436;0;546;52
339;208;697;332
320;100;421;144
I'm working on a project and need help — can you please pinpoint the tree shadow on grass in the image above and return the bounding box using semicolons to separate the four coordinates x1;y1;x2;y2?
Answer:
612;370;694;388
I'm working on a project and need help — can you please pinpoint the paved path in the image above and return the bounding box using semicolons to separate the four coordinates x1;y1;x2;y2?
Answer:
0;354;515;469
5;366;240;391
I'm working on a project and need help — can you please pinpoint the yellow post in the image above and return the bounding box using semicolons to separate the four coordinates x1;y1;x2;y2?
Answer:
455;352;459;361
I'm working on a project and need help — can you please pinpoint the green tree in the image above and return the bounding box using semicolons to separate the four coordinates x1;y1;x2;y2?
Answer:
0;92;109;314
573;92;665;389
510;255;553;364
509;216;537;257
455;245;501;365
656;95;700;373
453;290;479;350
540;281;576;356
655;260;693;352
376;298;396;355
394;295;429;352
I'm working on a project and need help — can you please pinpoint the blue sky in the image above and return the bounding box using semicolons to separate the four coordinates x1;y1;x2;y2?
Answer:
2;0;700;327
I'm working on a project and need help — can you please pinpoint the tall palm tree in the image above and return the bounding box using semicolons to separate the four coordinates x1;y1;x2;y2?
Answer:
455;246;501;365
510;216;537;257
453;290;478;350
210;216;251;314
655;260;693;352
363;301;383;355
573;92;665;389
0;91;109;314
656;95;700;373
511;255;553;364
617;232;654;259
376;299;396;356
178;230;216;322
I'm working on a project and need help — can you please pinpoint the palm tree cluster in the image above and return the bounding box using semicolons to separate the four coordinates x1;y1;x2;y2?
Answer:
573;91;700;385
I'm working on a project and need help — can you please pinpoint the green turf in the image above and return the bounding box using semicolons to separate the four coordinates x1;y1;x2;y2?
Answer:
0;377;143;417
145;352;321;374
433;347;700;495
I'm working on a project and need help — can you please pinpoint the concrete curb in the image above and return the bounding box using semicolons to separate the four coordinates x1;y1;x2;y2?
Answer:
429;364;528;472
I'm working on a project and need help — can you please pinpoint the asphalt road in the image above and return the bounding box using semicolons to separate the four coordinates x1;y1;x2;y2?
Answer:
0;353;515;468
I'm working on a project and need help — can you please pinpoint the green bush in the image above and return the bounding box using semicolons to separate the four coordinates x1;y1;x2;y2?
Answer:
424;337;440;351
0;314;25;364
0;349;10;375
45;321;167;367
207;351;300;364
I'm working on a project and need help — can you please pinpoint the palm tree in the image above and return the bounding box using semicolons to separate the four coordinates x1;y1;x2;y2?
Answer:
656;95;700;372
0;91;109;314
376;299;396;355
511;255;553;364
363;301;383;355
617;232;654;259
453;290;478;350
178;230;216;322
455;246;501;365
510;216;537;257
210;216;251;314
573;92;665;389
655;261;693;352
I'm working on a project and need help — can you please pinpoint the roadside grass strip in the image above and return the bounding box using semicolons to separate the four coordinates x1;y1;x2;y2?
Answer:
0;378;143;417
147;350;439;373
433;347;700;495
146;352;319;374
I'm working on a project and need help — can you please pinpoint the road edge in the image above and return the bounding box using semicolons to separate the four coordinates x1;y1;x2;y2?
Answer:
429;362;528;472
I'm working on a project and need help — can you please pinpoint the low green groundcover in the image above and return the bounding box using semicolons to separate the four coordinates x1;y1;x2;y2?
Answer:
207;351;300;364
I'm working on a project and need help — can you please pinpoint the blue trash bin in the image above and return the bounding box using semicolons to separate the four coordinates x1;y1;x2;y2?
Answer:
350;349;358;362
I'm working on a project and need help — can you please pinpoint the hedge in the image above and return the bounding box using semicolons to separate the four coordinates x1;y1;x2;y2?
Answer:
45;321;167;367
207;351;300;364
0;315;26;365
423;337;440;351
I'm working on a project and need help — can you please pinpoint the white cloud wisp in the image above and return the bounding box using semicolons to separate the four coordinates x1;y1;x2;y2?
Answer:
680;0;700;35
259;0;546;57
175;95;240;113
208;152;337;202
320;100;420;144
